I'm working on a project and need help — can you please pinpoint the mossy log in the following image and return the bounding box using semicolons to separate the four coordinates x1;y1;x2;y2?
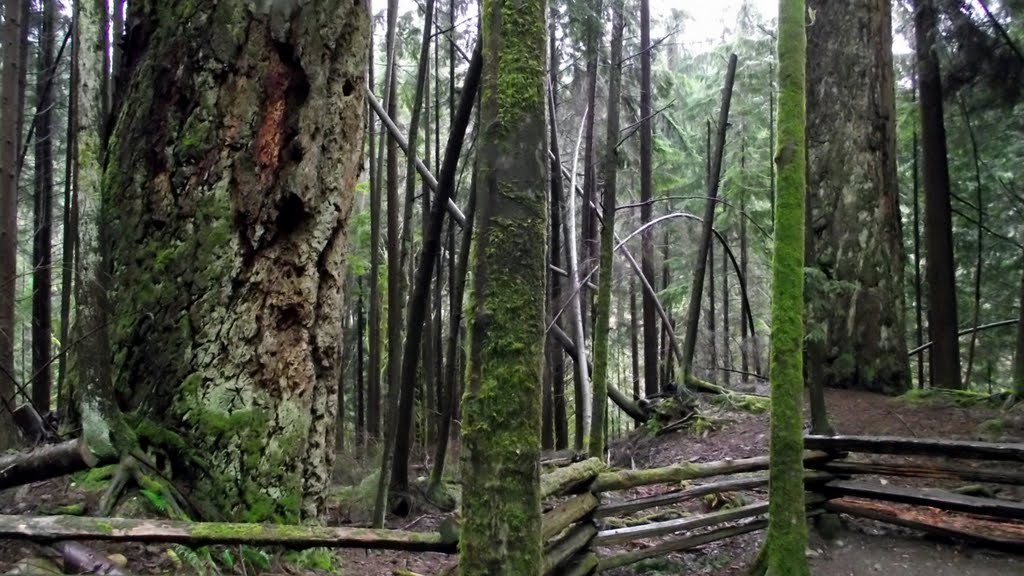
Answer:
817;459;1024;486
595;471;831;518
596;518;768;572
562;552;599;576
542;493;599;541
590;451;830;493
595;494;824;546
822;480;1024;520
805;434;1024;462
0;515;455;552
543;522;598;575
0;438;113;490
541;457;605;499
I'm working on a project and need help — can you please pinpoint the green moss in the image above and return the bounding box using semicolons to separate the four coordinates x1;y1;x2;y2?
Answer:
95;521;114;535
285;549;338;573
759;0;811;574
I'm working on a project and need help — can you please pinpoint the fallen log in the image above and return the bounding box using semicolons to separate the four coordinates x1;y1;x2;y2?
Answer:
0;438;111;490
594;471;831;518
595;501;767;546
816;459;1024;486
596;518;767;572
54;541;127;575
822;480;1024;521
542;458;604;499
0;515;456;553
826;498;1024;552
543;522;597;575
805;435;1024;462
590;451;830;493
562;552;599;576
543;493;600;542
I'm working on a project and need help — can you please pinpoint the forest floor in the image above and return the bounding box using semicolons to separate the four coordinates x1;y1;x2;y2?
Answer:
0;387;1021;575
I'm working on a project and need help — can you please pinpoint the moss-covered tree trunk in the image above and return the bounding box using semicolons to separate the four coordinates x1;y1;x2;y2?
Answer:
806;0;909;395
590;0;623;459
756;0;810;573
459;0;546;572
105;1;369;522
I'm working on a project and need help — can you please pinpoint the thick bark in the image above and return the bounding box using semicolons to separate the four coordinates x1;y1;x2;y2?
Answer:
105;1;369;521
31;0;57;414
590;0;623;458
459;0;547;571
0;0;24;449
639;0;659;397
806;0;909;395
915;0;962;390
71;0;118;467
759;0;811;573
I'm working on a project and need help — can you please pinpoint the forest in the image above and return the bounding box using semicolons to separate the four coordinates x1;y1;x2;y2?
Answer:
0;0;1021;574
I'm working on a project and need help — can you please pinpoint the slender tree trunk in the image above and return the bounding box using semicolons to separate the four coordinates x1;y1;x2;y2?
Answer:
580;2;601;337
104;0;369;520
960;100;984;387
429;172;477;496
639;0;659;396
31;0;57;414
356;277;365;450
366;17;382;441
0;0;25;448
565;109;591;450
680;56;738;384
459;0;546;571
630;278;641;425
912;85;925;388
755;0;810;572
547;15;568;450
740;148;750;383
708;228;719;380
56;10;79;419
1014;250;1024;398
915;0;962;390
374;0;402;529
590;0;623;458
659;236;671;390
722;230;731;387
388;0;436;502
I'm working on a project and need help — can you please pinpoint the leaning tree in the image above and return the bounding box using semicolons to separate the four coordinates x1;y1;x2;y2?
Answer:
101;1;369;521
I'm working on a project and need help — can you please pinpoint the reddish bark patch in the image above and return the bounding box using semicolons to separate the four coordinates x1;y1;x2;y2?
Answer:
255;52;291;185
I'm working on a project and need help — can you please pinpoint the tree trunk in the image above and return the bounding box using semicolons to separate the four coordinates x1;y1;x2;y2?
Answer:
356;277;365;450
721;230;731;386
366;16;382;441
1015;250;1024;397
630;279;641;424
740;162;750;383
757;0;811;572
104;1;369;521
459;1;547;573
590;0;623;458
0;0;25;449
390;0;436;503
580;3;600;339
806;0;909;395
680;57;737;383
31;0;56;414
56;7;79;420
915;0;962;390
912;85;925;388
639;0;659;396
959;100;984;387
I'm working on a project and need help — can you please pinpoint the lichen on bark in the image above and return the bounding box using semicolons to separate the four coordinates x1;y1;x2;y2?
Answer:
105;1;369;521
458;0;547;573
805;0;909;395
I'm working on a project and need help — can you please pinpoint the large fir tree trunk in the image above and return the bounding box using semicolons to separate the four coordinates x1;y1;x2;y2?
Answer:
806;0;909;395
105;1;369;521
639;0;659;397
459;0;546;572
